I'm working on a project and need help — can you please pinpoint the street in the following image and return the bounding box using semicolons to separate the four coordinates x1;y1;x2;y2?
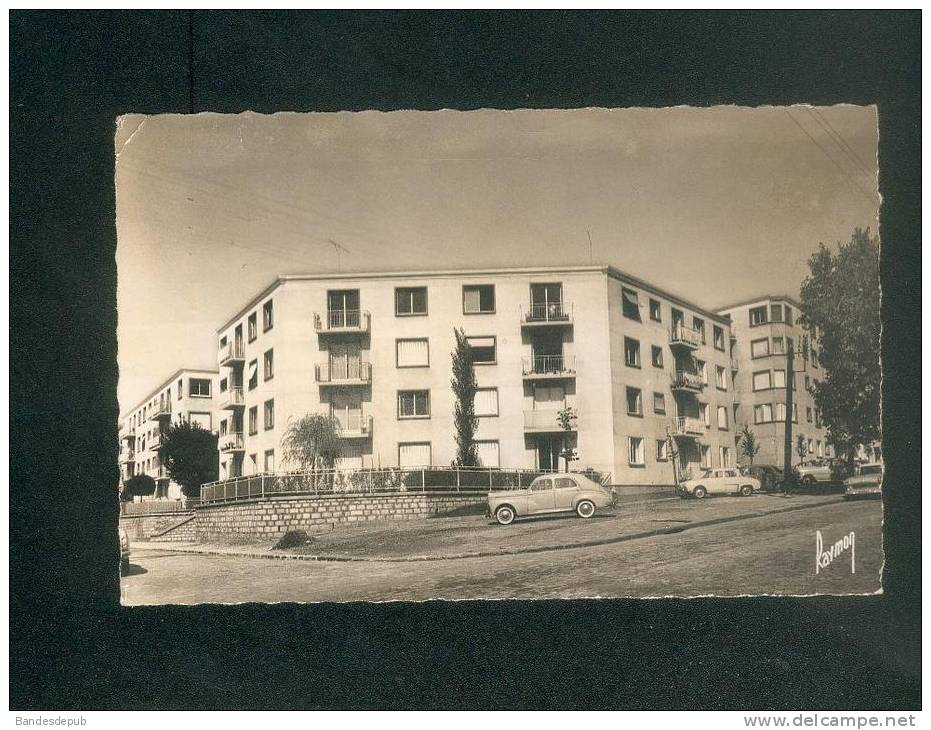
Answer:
122;497;882;604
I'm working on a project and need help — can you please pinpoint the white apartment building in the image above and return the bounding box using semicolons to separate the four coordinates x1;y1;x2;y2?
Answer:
214;266;738;485
119;368;220;499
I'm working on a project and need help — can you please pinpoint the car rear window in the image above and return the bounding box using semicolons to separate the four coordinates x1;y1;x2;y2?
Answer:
554;477;577;489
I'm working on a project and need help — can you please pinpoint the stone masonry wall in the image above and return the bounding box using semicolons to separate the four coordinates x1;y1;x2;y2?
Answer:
120;512;195;541
195;493;485;539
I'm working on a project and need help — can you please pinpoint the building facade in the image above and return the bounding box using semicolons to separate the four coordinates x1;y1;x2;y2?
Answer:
213;266;738;485
119;368;220;499
717;296;831;468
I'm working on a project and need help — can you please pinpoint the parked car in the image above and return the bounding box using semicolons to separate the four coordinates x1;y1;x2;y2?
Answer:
677;468;761;499
119;527;130;574
796;460;834;485
844;463;884;500
487;473;615;525
745;464;785;492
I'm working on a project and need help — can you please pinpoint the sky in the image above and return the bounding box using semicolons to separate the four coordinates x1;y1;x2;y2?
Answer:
115;106;879;411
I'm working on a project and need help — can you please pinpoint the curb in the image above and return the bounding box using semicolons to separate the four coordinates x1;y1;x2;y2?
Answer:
134;496;845;564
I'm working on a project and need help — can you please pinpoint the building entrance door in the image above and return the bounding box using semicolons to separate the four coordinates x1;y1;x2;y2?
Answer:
537;436;562;471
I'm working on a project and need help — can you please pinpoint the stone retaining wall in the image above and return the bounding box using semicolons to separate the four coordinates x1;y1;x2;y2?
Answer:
120;512;195;540
150;515;199;542
195;493;486;539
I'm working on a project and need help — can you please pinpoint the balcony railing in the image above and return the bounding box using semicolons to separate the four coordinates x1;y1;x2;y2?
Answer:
219;432;245;452
334;414;373;438
315;361;372;385
521;355;577;378
671;370;705;391
670;416;704;437
219;386;244;409
219;341;245;366
521;301;573;326
523;409;578;432
120;430;135;442
148;404;171;421
314;310;371;334
148;433;163;449
669;324;703;349
118;449;135;464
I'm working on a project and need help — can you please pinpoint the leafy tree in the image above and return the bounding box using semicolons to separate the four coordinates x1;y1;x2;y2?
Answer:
799;228;881;467
557;405;578;472
281;413;342;474
796;434;808;464
738;424;761;467
450;328;478;467
122;474;156;500
159;421;219;499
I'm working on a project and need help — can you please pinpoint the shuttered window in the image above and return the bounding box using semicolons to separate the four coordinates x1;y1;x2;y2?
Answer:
753;371;772;391
474;388;499;416
621;288;641;320
465;336;496;364
396;338;429;367
476;441;500;468
399;442;431;467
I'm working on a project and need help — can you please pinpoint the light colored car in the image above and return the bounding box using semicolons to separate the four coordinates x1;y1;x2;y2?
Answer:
487;473;615;525
119;527;130;574
844;463;883;500
796;460;833;485
677;468;761;499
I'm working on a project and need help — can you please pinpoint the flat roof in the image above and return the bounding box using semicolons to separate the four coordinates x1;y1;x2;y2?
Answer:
217;263;729;332
120;367;219;421
715;294;803;314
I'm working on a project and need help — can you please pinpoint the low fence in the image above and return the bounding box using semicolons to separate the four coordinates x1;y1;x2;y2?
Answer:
119;499;198;516
200;467;560;506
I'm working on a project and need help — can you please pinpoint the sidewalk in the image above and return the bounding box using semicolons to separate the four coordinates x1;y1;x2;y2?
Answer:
134;493;844;563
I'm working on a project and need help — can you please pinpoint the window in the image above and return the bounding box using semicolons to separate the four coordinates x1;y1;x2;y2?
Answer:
248;313;257;342
396;338;429;368
772;337;785;355
263;399;274;430
621;288;641;320
751;338;770;358
717;405;728;430
248;406;258;436
263;349;274;381
398;390;430;419
700;402;710;427
626;387;642;417
219;336;227;350
264;449;275;473
811;349;819;368
474;388;499;417
399;442;432;467
189;378;211;397
792;403;799;423
188;412;212;431
715;366;727;390
754;404;773;424
776;403;786;422
784;306;793;326
396;287;428;316
816;410;822;428
753;371;772;391
466;336;496;364
656;439;669;461
248;359;258;390
817;441;824;458
624;337;641;368
713;325;725;351
220;419;228;436
701;445;712;469
719;446;732;468
531;478;553;492
693;317;705;343
219;377;228;393
649;298;661;322
262;300;274;331
463;285;495;314
651;345;663;368
248;454;257;475
808;438;814;454
749;305;768;326
770;303;784;322
177;379;182;400
696;359;708;384
806;407;813;423
652;392;666;415
773;369;786;389
476;441;500;468
628;437;644;465
534;384;565;407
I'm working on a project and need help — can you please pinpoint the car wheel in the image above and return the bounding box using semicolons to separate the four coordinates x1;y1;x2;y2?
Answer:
692;486;707;499
576;500;596;519
495;505;516;526
740;484;753;497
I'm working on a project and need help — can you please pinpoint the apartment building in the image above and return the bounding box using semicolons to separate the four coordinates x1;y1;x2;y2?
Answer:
119;368;220;499
717;296;831;468
213;265;737;485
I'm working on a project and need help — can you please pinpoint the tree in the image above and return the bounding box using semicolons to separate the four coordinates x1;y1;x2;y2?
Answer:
557;405;578;472
450;328;478;467
281;413;342;475
738;424;761;468
122;474;156;501
159;421;219;499
796;434;808;464
799;228;881;468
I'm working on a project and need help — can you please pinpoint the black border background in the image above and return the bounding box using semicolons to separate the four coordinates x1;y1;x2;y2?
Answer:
10;11;921;710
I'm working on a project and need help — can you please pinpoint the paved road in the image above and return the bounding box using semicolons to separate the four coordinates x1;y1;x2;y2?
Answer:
122;500;882;604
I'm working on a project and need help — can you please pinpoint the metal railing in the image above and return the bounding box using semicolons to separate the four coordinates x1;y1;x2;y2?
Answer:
149;403;171;421
118;449;135;463
219;432;245;451
120;499;197;516
315;361;372;384
522;355;576;377
148;433;163;449
670;416;704;436
334;414;373;437
522;301;573;324
671;370;704;390
669;324;703;348
314;309;371;332
220;385;244;408
523;409;577;431
220;340;245;364
200;466;560;505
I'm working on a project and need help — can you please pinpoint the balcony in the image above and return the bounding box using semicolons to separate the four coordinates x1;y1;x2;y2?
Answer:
670;416;704;438
670;370;704;392
315;361;372;386
314;310;371;334
149;432;163;450
520;301;573;327
669;324;703;350
219;341;245;367
148;404;171;422
219;432;245;452
335;415;373;439
120;430;135;443
522;355;576;380
219;386;245;410
523;409;577;433
118;449;135;464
